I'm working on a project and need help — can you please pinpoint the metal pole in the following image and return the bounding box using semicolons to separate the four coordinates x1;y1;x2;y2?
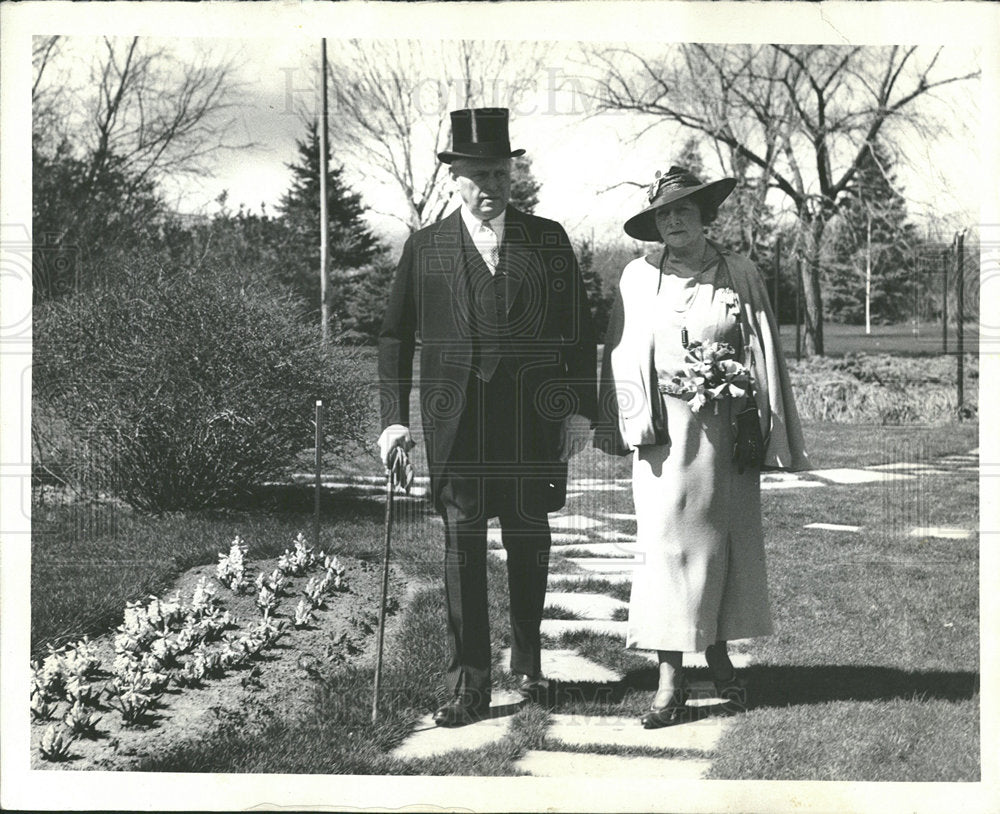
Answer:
865;212;872;336
943;241;949;354
319;39;330;344
957;230;965;418
314;400;323;546
795;257;802;362
773;235;781;319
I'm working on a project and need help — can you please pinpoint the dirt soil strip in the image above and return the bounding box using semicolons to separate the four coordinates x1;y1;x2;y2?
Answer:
32;553;418;771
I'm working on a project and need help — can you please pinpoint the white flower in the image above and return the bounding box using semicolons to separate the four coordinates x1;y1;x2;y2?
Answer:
108;688;153;726
216;536;250;592
293;599;314;628
39;724;74;761
31;693;57;721
256;584;277;615
64;677;101;707
63;637;101;677
191;576;218;614
304;576;326;609
63;701;101;736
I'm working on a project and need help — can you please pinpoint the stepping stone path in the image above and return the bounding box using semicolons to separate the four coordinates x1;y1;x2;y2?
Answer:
376;446;978;774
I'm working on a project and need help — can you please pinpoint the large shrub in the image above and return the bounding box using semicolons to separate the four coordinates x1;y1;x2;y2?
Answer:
33;263;372;512
787;353;978;424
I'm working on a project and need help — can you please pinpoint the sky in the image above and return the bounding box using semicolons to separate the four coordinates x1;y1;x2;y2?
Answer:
39;35;983;254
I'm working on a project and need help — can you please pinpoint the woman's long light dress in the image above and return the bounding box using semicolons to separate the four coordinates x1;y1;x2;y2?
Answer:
625;251;773;653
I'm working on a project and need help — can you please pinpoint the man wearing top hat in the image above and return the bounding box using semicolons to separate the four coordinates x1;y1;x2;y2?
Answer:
378;108;597;726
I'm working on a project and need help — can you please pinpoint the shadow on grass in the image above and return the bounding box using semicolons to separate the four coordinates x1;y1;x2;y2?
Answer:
232;483;428;517
619;664;979;708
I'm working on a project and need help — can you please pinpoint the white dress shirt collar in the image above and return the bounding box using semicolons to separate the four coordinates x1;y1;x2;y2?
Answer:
460;205;506;245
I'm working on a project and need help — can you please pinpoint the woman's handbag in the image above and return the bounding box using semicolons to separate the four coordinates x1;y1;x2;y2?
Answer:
733;401;765;473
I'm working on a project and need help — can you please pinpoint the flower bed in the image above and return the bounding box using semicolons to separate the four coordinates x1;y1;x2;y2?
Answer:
29;533;386;769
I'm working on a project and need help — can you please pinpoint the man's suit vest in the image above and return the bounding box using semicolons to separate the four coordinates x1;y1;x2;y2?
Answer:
460;225;514;382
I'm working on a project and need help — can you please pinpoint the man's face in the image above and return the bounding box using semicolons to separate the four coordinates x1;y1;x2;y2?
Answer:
450;158;512;221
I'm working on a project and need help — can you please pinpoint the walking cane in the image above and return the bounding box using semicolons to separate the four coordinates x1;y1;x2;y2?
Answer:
372;445;412;723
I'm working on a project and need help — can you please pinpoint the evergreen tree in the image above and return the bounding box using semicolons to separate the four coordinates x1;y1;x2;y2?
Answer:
32;138;174;301
825;140;918;324
274;121;385;310
509;155;541;214
578;237;612;343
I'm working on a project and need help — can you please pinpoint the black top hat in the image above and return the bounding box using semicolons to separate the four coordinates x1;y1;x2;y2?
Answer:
623;166;736;242
437;108;526;164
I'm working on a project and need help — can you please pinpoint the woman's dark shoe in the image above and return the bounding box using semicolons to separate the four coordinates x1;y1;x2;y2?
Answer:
712;671;747;712
433;690;491;727
640;687;689;729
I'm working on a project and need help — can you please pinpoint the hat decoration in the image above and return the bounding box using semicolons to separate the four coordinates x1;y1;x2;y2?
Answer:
624;165;736;242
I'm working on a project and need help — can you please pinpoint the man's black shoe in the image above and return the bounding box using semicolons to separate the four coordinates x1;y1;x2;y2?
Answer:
516;674;551;704
432;691;491;727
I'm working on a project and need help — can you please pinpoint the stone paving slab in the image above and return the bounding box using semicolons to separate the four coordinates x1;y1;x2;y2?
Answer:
564;558;637;573
391;712;514;760
809;468;916;484
760;480;825;491
546;591;629;619
551;532;593;544
515;749;711;778
492;547;635;563
804;522;863;532
545;713;731;753
563;483;628;491
761;471;806;482
867;463;949;472
909;526;973;540
601;512;637;521
550;514;607;530
550;541;639;558
501;647;623;683
541;619;628;638
594;529;638;541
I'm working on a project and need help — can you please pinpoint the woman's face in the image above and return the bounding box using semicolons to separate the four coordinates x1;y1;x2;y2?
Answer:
655;199;704;250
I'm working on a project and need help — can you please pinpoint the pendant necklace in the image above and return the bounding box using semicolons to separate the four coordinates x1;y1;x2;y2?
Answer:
662;243;712;349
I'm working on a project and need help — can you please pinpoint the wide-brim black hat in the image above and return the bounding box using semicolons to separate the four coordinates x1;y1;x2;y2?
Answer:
623;166;736;242
437;107;525;164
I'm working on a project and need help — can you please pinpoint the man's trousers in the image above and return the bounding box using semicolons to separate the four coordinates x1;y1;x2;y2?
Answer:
436;364;553;696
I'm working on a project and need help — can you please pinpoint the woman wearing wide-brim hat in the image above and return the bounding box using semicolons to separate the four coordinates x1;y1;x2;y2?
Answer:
596;166;810;728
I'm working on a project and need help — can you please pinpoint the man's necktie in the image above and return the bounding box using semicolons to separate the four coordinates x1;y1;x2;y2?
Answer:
481;220;500;273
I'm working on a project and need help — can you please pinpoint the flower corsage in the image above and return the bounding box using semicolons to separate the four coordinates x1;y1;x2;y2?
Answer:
659;340;751;414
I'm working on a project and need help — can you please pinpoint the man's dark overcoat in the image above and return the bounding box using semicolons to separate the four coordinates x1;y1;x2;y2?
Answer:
378;205;597;513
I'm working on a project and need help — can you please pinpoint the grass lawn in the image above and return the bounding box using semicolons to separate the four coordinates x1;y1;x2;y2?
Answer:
545;431;980;781
776;320;980;358
31;417;979;780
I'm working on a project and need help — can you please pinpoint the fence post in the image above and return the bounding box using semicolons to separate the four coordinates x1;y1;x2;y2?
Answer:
314;400;323;544
795;257;802;362
956;231;965;419
773;235;781;319
942;242;949;354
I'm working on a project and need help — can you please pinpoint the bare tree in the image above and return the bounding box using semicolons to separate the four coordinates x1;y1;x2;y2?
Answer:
323;39;546;232
587;43;979;355
33;36;247;191
32;37;250;298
